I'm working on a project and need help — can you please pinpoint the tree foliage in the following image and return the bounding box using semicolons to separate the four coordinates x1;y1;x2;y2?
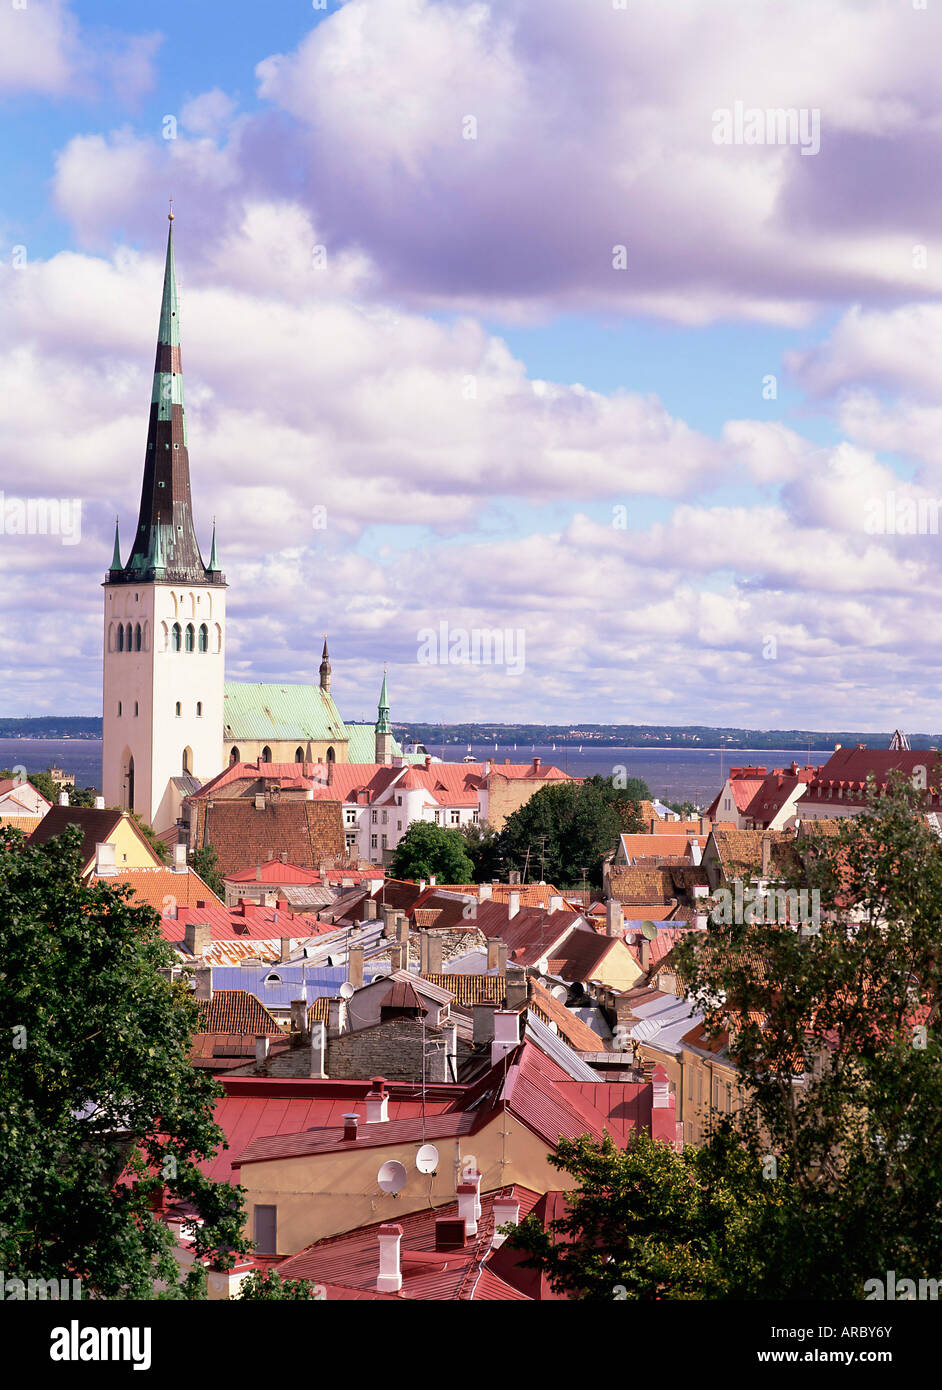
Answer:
0;824;251;1298
390;820;475;883
234;1269;324;1300
190;844;225;899
499;775;646;888
459;820;502;883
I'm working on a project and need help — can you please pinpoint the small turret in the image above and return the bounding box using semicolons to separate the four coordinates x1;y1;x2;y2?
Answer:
319;637;331;693
375;670;393;764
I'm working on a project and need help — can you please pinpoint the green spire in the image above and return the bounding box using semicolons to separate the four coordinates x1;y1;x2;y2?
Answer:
375;670;391;734
208;518;219;572
110;518;122;571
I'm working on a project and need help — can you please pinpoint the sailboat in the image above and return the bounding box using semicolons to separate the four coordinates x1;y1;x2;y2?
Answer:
462;742;476;764
551;742;557;751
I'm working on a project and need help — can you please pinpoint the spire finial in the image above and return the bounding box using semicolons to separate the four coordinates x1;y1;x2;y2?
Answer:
168;197;174;222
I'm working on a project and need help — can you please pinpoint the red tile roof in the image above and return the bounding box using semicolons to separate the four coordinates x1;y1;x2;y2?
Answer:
160;898;311;946
197;991;285;1035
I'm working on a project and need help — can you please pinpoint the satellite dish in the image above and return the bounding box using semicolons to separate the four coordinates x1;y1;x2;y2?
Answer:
640;920;658;941
551;984;568;1000
377;1160;407;1195
339;981;355;1000
537;956;549;975
415;1144;440;1175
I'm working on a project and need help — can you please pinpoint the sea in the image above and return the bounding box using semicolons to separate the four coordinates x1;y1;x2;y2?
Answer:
0;738;817;809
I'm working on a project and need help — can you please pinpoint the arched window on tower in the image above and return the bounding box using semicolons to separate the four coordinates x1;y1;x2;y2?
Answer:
125;623;133;651
326;746;336;763
126;755;135;812
261;746;272;763
185;623;195;653
134;623;142;651
229;747;240;765
116;624;124;652
171;622;181;652
198;623;208;653
182;747;192;775
295;747;304;763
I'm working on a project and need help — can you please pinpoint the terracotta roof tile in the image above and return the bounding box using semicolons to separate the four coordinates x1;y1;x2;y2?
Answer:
197;990;285;1035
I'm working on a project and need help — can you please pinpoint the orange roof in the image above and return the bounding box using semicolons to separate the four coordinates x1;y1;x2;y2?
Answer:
197;990;285;1035
98;866;224;911
0;815;43;834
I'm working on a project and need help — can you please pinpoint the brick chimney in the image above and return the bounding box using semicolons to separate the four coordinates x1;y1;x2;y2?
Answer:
328;997;347;1036
473;1002;496;1045
363;898;378;920
606;899;623;937
486;937;507;972
279;936;292;963
504;965;528;1011
419;931;442;975
191;964;212;1002
761;833;772;877
58;791;69;806
548;894;563;913
531;756;541;772
382;905;398;937
290;999;308;1036
349;942;364;989
93;795;105;810
184;921;211;958
640;936;651;972
376;1224;403;1293
342;1113;360;1142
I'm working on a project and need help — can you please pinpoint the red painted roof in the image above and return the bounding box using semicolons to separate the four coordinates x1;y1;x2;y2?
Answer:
276;1185;542;1300
160;898;310;945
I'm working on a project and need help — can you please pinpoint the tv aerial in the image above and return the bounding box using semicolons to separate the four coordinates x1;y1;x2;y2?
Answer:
415;1144;440;1175
377;1159;407;1196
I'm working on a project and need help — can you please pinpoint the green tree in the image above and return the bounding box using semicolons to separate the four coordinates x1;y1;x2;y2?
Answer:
459;820;502;883
234;1269;324;1300
499;776;645;887
672;771;942;1296
504;1127;792;1300
390;821;474;883
0;823;251;1298
190;844;225;899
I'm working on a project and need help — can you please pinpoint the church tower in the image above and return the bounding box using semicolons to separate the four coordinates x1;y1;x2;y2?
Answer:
102;210;227;832
319;638;331;693
375;671;393;764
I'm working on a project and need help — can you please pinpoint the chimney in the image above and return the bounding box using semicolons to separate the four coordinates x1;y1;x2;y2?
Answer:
761;834;772;877
457;1168;482;1232
382;905;398;937
183;921;211;958
328;997;347;1036
376;1224;402;1293
429;874;436;887
290;999;308;1036
365;1078;389;1123
606;899;624;937
435;1022;458;1083
650;1065;680;1149
254;794;265;811
58;791;69;806
309;1020;327;1078
507;891;520;919
492;1195;521;1243
479;882;492;901
491;1009;521;1065
93;795;105;810
349;942;364;989
397;914;410;946
255;1035;270;1068
95;842;117;877
548;894;563;913
342;1113;359;1142
419;931;442;975
640;937;651;972
689;839;702;866
532;756;541;771
390;944;405;972
363;898;378;920
419;879;426;892
172;842;187;874
435;1218;466;1251
504;966;528;1012
508;870;521;885
191;964;212;1002
473;1003;496;1045
280;850;288;864
486;937;507;972
255;864;263;881
279;936;292;964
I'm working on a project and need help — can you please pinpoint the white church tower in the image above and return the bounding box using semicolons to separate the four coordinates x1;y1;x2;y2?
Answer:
102;209;226;832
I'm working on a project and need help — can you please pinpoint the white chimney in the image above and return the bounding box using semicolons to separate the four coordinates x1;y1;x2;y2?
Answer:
58;791;69;807
172;842;187;873
93;795;105;810
492;1196;520;1244
255;1036;270;1067
365;1078;389;1123
456;1171;482;1236
548;894;563;913
491;1009;521;1066
689;840;702;865
95;842;117;877
309;1020;327;1079
507;891;520;919
419;879;426;892
376;1224;403;1293
479;882;492;901
429;874;436;886
653;1071;671;1109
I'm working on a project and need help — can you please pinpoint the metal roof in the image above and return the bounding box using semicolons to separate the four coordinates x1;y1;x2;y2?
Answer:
525;1013;600;1081
223;681;348;743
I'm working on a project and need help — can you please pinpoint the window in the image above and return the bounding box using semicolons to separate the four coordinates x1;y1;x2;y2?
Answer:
345;834;357;851
117;701;122;716
295;747;304;763
371;834;377;849
125;623;133;650
185;623;195;653
134;623;142;651
450;811;460;825
182;747;192;775
381;834;387;850
326;746;336;763
253;1205;277;1256
472;810;479;823
171;623;181;652
134;702;139;717
396;796;402;806
434;810;441;824
371;810;377;824
196;702;202;717
345;810;356;825
198;623;208;653
175;701;181;717
261;746;272;763
229;747;240;765
382;810;388;825
117;624;124;652
397;820;402;831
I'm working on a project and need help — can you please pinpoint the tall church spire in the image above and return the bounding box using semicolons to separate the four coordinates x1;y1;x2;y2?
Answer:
319;637;331;692
113;210;222;586
376;670;391;734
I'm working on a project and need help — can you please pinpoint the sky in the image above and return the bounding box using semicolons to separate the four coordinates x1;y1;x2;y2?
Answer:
1;0;941;730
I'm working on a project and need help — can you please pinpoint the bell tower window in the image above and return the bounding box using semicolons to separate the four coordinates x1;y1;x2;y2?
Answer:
185;623;195;653
172;623;181;652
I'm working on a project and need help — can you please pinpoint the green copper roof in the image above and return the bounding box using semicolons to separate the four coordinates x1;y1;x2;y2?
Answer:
110;519;122;571
223;682;349;744
344;722;416;764
375;672;391;734
208;521;220;572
